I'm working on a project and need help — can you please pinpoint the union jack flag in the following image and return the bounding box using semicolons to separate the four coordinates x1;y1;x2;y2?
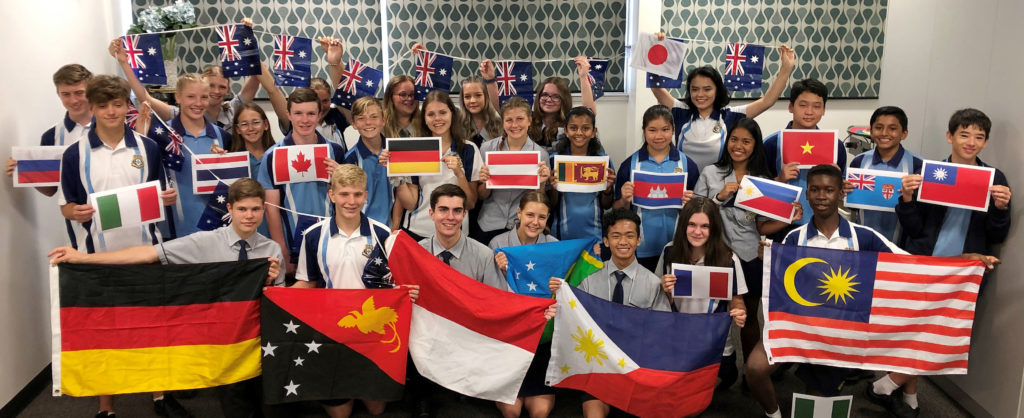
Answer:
413;50;453;101
494;60;533;105
216;25;242;62
848;172;876;191
271;35;311;87
123;35;147;69
340;59;367;94
331;58;383;109
120;34;166;85
724;43;748;76
125;103;140;129
218;25;261;78
273;35;295;70
722;43;765;92
148;117;186;171
415;51;438;87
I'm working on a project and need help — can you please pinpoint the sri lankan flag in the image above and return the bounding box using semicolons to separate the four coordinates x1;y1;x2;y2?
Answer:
261;287;412;404
387;137;441;176
51;260;268;396
553;155;609;193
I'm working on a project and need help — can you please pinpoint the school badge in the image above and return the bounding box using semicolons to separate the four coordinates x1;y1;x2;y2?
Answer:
131;155;144;169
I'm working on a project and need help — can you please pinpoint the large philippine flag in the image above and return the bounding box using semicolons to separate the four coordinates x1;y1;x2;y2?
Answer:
545;281;731;418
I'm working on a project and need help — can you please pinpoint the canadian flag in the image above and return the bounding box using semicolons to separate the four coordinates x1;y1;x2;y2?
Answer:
273;144;330;185
630;32;688;78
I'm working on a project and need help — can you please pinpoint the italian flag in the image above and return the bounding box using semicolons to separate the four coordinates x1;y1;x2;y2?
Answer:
90;181;164;231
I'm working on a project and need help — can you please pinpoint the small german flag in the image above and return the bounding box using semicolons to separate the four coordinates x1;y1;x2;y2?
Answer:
387;137;441;176
554;155;609;193
51;260;268;396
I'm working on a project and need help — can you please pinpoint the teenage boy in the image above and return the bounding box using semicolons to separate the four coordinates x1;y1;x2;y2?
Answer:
49;178;281;418
6;64;94;196
418;183;505;289
342;97;393;227
846;106;923;241
763;79;847;238
258;88;347;277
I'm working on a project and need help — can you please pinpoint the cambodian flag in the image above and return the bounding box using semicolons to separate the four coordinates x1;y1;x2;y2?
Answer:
917;160;995;212
631;170;687;209
845;168;905;212
734;176;802;223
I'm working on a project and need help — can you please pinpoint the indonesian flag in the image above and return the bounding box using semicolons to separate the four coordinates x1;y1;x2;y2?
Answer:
273;144;330;185
630;32;687;78
486;151;540;189
12;145;66;187
780;130;839;168
388;232;551;404
89;181;164;232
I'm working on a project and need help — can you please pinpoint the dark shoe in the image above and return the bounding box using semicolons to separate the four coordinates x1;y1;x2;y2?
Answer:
173;389;198;399
154;395;194;418
845;369;877;384
95;412;115;418
864;386;919;418
414;398;431;418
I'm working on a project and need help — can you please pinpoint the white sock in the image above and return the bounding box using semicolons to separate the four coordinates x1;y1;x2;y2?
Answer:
766;408;783;418
872;375;899;395
152;395;165;402
903;392;919;409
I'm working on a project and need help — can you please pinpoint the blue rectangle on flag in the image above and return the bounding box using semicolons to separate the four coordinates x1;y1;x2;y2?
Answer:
722;43;765;92
196;166;250;182
332;58;384;109
217;25;261;78
413;51;454;101
768;244;877;323
121;34;166;85
272;35;312;87
674;269;693;297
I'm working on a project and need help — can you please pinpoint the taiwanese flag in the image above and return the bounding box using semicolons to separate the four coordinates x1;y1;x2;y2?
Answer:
545;280;731;417
587;59;609;100
917;160;995;212
486;151;541;189
494;60;534;105
388;232;552;404
413;50;454;101
216;25;261;78
780;130;839;168
386;137;441;176
120;34;166;85
271;34;312;87
51;259;268;396
554;155;609;193
12;145;65;187
631;170;687;209
735;176;802;223
261;287;412;404
722;43;766;92
273;144;330;185
332;58;384;110
672;264;733;300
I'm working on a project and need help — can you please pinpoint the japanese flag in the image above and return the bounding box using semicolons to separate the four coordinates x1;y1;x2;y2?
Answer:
630;32;688;78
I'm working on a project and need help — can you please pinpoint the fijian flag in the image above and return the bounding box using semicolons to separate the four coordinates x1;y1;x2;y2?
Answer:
722;43;765;92
216;25;261;78
587;59;609;100
413;50;454;101
332;58;384;110
494;60;534;105
121;34;166;85
844;168;904;212
197;182;232;231
272;35;312;87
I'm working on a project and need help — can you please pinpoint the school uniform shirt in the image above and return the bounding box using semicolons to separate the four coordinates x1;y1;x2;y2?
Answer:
488;229;558;250
344;136;393;226
577;258;671;311
672;99;748;170
896;156;1010;257
477;137;549;232
763;122;848;225
317;106;351;150
420;234;507;291
403;141;482;238
549;150;612;242
782;216;905;254
256;132;346;258
848;145;923;241
245;151;272;238
156;225;285;286
41;112;91;146
171;95;244;134
655;250;748;355
296;214;391;289
614;147;701;259
164;116;231;238
694;164;765;262
59;125;164;253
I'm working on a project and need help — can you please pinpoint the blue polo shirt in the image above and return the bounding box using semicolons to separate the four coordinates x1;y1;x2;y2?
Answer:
848;145;923;241
549;151;613;242
343;136;392;226
764;122;848;225
615;146;700;258
168;115;231;237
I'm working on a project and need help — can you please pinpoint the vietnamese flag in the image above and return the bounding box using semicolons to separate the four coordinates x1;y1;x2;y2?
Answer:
486;151;541;189
261;287;411;404
917;160;996;211
273;144;330;185
780;130;839;167
52;260;268;396
387;137;442;176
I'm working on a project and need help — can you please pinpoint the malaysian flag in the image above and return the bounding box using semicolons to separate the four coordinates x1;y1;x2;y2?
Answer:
587;59;609;100
147;116;185;171
331;58;384;109
763;244;985;375
494;60;534;105
216;25;261;78
121;34;166;85
413;50;454;101
722;43;765;92
272;34;312;87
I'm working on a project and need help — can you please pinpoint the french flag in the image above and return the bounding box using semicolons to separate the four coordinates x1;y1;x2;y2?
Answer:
191;152;251;194
12;146;66;187
917;160;995;212
631;170;687;209
672;264;733;300
273;144;330;185
735;176;802;223
485;151;541;189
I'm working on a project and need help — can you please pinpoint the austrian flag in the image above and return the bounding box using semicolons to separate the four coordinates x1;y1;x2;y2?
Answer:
485;151;541;189
273;145;330;185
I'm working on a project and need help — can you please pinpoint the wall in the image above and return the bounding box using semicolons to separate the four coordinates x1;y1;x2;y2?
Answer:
878;1;1024;417
0;0;128;408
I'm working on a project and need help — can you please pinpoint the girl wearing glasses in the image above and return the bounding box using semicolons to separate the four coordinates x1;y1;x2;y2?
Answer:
230;102;275;237
531;57;598;151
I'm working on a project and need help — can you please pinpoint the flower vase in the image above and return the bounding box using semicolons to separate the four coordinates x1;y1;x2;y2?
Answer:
161;34;179;88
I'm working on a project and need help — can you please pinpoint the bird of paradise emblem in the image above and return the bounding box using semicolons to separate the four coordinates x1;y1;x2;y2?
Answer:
337;296;402;353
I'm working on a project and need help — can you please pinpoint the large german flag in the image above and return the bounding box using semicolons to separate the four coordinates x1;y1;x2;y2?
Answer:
51;260;268;397
261;287;411;404
387;137;441;176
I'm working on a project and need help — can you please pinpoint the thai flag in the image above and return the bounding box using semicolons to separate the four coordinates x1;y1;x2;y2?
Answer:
191;152;251;194
918;160;996;211
120;34;166;85
331;58;384;110
12;146;66;187
413;50;454;101
631;170;687;209
217;25;261;78
734;176;802;223
271;35;312;87
722;43;765;92
495;60;534;105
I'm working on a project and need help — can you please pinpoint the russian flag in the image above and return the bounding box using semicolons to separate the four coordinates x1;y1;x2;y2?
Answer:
12;146;66;187
631;170;687;209
545;281;731;417
192;152;251;194
672;264;733;300
486;151;540;189
918;160;995;212
735;176;802;223
273;144;330;185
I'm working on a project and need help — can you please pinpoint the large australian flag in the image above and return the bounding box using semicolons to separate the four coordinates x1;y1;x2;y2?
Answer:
121;34;166;85
495;60;534;106
272;35;312;87
722;43;765;92
413;50;453;101
217;24;261;78
332;58;384;110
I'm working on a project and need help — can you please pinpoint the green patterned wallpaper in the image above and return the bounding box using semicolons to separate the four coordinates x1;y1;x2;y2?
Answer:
661;0;887;99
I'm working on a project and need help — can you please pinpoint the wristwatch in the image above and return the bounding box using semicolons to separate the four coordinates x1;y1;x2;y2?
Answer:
484;77;496;84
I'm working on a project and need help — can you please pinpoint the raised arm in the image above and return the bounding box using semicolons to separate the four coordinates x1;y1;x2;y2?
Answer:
575;56;597;115
255;60;289;132
743;44;795;118
480;59;500;110
108;38;174;121
319;37;346;90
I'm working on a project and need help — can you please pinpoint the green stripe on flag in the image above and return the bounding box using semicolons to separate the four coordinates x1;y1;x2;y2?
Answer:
541;249;604;343
831;399;850;418
558;162;567;182
793;394;850;418
96;194;123;230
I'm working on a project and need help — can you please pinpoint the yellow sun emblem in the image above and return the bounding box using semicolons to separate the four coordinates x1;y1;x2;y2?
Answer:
571;326;609;365
817;266;859;304
338;296;402;353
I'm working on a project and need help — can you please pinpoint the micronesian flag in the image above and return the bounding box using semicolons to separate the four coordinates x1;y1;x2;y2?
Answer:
196;182;231;231
645;39;687;88
734;176;802;223
844;168;905;212
121;34;166;85
630;170;688;209
587;59;608;100
413;50;454;101
494;60;534;105
332;58;384;110
191;152;251;194
722;43;765;92
272;34;312;87
917;160;996;212
672;264;733;300
216;24;261;78
12;146;66;187
498;238;600;298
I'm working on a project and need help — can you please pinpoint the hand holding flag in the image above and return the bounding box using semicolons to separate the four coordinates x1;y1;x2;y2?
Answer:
780;130;839;168
116;34;167;85
916;160;996;211
216;24;261;77
734;176;802;223
12;146;66;187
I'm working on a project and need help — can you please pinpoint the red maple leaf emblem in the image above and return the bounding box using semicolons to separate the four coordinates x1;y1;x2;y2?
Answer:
291;151;312;173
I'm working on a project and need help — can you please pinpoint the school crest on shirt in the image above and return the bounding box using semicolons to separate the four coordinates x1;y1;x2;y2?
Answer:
131;154;144;169
673;167;683;173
